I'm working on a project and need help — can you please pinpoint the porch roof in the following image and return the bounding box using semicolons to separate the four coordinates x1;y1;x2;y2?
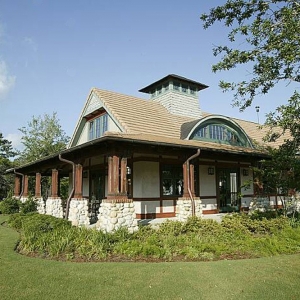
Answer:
8;131;269;176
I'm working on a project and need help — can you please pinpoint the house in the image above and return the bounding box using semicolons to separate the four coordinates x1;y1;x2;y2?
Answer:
10;74;279;232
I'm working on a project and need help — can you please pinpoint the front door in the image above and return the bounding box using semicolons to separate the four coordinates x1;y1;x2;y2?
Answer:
89;171;105;220
217;168;240;212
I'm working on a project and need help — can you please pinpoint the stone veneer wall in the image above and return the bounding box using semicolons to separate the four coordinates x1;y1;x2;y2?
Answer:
35;197;45;214
20;196;28;203
68;198;90;227
96;200;138;233
45;197;64;218
176;197;202;221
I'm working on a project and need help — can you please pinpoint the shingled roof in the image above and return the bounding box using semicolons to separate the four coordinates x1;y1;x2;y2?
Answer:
88;88;284;151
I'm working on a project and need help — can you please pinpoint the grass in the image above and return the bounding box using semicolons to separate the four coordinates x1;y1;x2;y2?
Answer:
1;214;300;300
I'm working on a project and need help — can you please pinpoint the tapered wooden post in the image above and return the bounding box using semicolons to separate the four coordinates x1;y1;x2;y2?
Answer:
35;173;42;198
14;176;21;197
51;169;58;198
190;164;195;197
23;175;29;197
183;162;189;197
74;164;83;198
120;157;127;194
112;155;120;194
108;156;113;195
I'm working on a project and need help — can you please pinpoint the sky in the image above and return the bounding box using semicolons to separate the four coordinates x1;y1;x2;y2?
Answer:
0;0;298;151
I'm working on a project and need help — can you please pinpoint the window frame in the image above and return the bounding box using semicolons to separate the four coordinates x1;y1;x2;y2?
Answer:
88;113;108;141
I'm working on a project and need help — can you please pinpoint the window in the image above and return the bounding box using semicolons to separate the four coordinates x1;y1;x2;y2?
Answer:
157;86;162;94
89;114;108;140
173;82;180;91
182;84;187;93
190;120;251;147
162;165;183;196
163;83;169;91
190;87;196;95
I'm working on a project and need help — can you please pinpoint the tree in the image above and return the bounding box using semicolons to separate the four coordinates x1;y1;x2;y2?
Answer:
18;112;70;200
18;112;69;163
201;0;300;111
0;133;17;199
201;1;300;206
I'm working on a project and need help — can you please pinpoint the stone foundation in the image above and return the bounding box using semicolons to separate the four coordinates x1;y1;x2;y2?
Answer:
176;197;202;222
249;197;272;214
20;196;28;203
68;198;90;227
96;199;138;233
45;197;63;218
35;197;45;214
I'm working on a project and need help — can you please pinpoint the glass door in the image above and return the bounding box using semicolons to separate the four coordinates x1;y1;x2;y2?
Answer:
89;171;105;221
217;168;240;212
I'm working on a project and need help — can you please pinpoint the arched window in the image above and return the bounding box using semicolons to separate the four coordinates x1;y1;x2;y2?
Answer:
188;117;252;148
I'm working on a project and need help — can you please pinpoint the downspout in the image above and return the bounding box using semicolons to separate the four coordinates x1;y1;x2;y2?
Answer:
186;149;201;217
59;154;75;220
14;169;24;200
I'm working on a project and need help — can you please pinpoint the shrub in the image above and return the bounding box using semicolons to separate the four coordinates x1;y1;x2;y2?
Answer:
19;196;37;214
8;213;71;232
0;196;20;214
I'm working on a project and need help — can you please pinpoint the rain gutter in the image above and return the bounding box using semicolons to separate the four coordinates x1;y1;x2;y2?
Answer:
186;149;201;217
58;154;75;220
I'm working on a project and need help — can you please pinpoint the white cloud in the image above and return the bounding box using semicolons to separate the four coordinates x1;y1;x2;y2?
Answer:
5;133;23;151
0;60;16;100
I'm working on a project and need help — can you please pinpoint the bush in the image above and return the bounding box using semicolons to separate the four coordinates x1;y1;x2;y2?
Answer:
0;196;20;214
7;213;300;262
19;196;37;214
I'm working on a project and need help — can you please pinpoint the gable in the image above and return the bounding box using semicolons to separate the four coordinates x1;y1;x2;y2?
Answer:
68;90;124;148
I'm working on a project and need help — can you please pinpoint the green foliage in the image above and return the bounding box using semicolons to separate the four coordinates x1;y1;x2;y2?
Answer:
0;133;17;199
8;214;300;262
0;195;20;214
18;112;69;164
201;1;300;203
19;196;37;214
201;0;300;111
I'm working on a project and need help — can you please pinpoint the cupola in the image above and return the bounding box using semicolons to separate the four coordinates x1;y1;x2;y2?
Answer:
139;74;208;118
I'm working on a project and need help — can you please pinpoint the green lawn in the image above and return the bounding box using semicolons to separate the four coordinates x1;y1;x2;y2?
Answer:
1;215;300;300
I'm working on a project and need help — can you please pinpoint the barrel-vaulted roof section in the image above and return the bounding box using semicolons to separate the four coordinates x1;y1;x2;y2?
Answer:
183;115;254;148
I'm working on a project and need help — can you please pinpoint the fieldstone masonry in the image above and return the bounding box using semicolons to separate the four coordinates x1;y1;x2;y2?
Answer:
20;196;28;203
176;197;202;221
96;200;138;233
68;198;90;227
46;197;63;218
35;197;45;214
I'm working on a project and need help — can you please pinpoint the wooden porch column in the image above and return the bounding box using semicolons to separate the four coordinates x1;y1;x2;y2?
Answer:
23;175;29;197
35;173;42;198
14;176;21;197
108;156;113;195
183;162;189;197
120;157;127;195
190;164;195;197
112;155;120;194
51;169;59;198
74;164;83;198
